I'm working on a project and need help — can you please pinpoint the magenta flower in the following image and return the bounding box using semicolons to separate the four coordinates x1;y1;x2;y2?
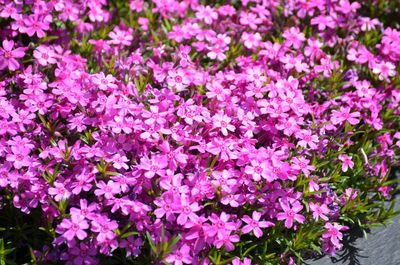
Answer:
244;160;268;181
6;146;31;169
176;196;201;225
296;130;319;149
24;15;50;38
59;216;89;241
338;154;354;172
111;153;130;170
33;46;57;66
167;69;190;92
48;182;71;202
94;180;121;199
209;212;237;239
232;257;252;265
373;61;396;81
0;40;25;71
322;223;348;247
331;107;360;125
139;155;168;179
91;218;118;243
214;233;240;251
276;199;305;228
213;113;235;136
309;202;329;221
92;72;118;91
165;244;192;265
241;211;274;238
195;5;218;24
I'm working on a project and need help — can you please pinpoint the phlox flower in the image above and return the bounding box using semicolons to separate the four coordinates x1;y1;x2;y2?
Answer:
33;46;57;66
0;40;25;71
322;223;348;247
111;153;130;170
372;61;396;81
241;211;274;238
239;12;262;30
94;180;121;199
291;156;315;177
338;154;354;172
91;218;119;243
139;155;168;178
214;233;240;251
48;182;71;202
276;199;305;228
92;72;118;91
232;257;252;265
167;69;190;92
242;32;262;49
195;5;218;24
165;244;192;265
176;196;201;225
108;27;133;46
59;215;89;241
309;202;329;221
213;113;235;136
331;107;360;125
282;27;306;49
296;130;319;149
245;159;268;181
209;212;237;239
24;14;51;38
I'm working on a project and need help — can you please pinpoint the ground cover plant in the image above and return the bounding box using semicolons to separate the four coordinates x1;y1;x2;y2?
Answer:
0;0;400;264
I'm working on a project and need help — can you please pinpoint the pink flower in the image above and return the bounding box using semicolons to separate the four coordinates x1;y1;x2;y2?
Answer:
6;146;31;169
240;12;262;30
111;153;130;170
0;40;25;71
209;212;237;239
214;233;240;251
195;6;218;24
24;15;51;38
338;154;354;172
167;69;190;92
322;223;347;247
59;215;89;241
108;26;133;46
291;156;315;177
242;32;261;49
206;80;231;101
91;218;119;243
309;202;329;221
331;107;360;125
276;199;305;228
139;156;168;179
93;72;118;91
372;61;396;81
165;244;192;265
213;113;235;136
296;130;319;149
242;211;274;238
232;257;252;265
94;180;121;199
48;182;71;202
245;160;268;181
176;196;201;225
33;46;57;66
283;27;306;49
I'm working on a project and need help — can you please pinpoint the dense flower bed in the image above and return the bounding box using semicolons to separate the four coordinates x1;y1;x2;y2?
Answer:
0;0;400;264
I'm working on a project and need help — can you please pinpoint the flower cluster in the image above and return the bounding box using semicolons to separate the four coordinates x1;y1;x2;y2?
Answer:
0;0;399;265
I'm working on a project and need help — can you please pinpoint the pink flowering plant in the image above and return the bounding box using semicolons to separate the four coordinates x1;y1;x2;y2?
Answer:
0;0;400;264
